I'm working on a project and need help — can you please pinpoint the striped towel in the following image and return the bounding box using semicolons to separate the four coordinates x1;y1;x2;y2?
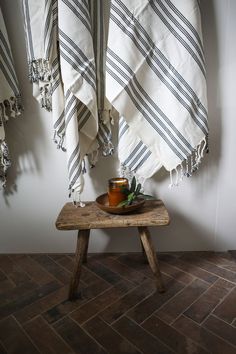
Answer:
22;0;113;204
0;7;23;188
23;0;208;200
106;0;208;186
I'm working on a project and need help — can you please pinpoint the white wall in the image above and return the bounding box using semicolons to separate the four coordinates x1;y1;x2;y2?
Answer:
0;0;235;253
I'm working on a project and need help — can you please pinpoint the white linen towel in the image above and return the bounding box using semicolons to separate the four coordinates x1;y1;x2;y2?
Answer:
0;7;23;188
22;0;113;203
106;0;208;186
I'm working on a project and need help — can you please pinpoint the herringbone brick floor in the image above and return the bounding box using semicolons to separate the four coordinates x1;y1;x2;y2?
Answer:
0;252;236;354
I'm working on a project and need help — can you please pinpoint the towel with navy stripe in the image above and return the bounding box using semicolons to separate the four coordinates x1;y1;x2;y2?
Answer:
0;7;23;188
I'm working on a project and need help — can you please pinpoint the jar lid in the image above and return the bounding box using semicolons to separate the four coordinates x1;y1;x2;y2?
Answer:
108;177;128;187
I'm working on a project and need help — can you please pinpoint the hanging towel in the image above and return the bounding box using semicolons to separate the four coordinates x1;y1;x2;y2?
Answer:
106;0;208;185
0;7;23;188
22;0;113;203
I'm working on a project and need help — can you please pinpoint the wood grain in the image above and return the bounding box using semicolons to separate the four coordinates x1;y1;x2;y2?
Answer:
55;200;170;230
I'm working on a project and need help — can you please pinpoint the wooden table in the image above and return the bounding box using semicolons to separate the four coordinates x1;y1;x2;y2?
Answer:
56;200;170;300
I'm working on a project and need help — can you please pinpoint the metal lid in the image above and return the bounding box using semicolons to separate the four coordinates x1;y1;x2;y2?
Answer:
108;177;128;187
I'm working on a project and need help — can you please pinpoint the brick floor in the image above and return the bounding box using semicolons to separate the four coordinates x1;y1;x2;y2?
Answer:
0;252;236;353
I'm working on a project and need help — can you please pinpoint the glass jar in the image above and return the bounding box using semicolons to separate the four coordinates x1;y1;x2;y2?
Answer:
108;177;129;206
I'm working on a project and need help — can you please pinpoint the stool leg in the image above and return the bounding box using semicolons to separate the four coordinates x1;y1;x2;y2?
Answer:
138;226;165;293
140;240;148;263
83;234;90;263
69;229;90;300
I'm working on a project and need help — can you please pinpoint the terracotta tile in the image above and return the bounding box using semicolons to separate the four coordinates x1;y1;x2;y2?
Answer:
213;287;236;323
96;256;147;285
0;316;39;353
0;270;6;282
181;254;236;283
0;342;7;354
203;315;236;347
199;253;236;271
70;280;134;325
169;258;218;284
113;316;174;354
0;281;60;320
54;316;107;354
156;279;209;324
159;261;194;285
99;278;156;324
0;279;15;295
24;316;72;354
0;280;38;307
116;254;153;274
184;279;234;323
14;285;68;324
43;279;109;324
54;255;99;285
127;278;184;324
0;256;32;286
142;316;208;354
172;315;236;354
83;316;140;354
84;260;123;285
31;255;71;284
9;255;54;285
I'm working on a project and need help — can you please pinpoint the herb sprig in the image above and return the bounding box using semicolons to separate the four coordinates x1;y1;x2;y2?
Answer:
118;176;154;207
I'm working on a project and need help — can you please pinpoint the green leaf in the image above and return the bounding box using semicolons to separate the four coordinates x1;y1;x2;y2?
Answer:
127;192;135;201
117;200;129;207
138;193;155;200
135;183;142;195
130;176;136;192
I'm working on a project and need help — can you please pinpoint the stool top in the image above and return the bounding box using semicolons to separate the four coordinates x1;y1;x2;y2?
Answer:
56;200;170;230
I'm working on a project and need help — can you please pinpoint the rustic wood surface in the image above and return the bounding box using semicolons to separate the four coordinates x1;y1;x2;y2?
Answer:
138;226;165;293
56;200;170;230
69;230;90;300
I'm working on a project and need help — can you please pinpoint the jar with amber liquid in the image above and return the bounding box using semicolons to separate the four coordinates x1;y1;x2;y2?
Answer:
108;177;129;206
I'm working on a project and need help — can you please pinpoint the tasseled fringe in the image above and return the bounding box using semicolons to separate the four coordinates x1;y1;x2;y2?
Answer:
0;140;11;188
68;185;85;208
53;131;66;151
168;136;209;188
0;95;23;123
98;109;114;156
102;140;114;157
40;84;52;111
0;95;23;188
28;59;52;111
88;149;99;168
119;163;146;190
28;59;51;83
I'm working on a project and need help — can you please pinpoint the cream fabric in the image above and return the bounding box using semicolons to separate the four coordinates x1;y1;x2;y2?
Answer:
0;7;23;187
107;0;208;185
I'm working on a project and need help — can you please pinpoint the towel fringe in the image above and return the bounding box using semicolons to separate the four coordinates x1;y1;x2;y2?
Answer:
0;95;23;124
28;59;52;111
0;140;11;188
98;109;114;156
40;84;52;111
53;130;66;151
68;185;85;208
28;59;51;83
169;136;209;188
120;163;146;188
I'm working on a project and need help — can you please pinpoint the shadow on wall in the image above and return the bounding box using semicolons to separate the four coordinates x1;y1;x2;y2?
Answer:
201;0;222;180
90;206;214;253
1;1;45;206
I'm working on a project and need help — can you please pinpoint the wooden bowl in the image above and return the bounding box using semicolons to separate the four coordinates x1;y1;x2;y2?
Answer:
96;193;145;214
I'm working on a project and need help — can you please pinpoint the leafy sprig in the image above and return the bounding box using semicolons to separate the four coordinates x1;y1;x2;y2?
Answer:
118;176;154;207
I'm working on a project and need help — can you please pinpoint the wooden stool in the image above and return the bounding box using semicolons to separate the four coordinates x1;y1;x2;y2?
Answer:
56;200;170;300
